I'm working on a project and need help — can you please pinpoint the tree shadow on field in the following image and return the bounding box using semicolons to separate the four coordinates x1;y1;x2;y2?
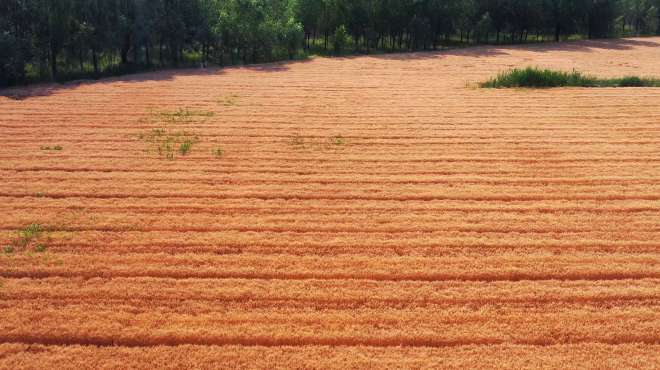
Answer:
0;67;229;101
0;58;320;102
240;57;314;72
506;37;660;53
0;57;314;101
357;36;659;62
357;46;511;61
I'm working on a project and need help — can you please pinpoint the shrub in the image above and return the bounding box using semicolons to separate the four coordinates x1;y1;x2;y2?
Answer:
481;67;596;88
617;76;645;87
481;67;660;88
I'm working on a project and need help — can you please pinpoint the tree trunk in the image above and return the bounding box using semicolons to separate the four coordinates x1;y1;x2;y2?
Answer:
121;48;129;65
555;23;561;42
92;48;99;75
159;40;163;65
121;33;131;64
50;47;58;80
133;40;139;64
145;43;151;66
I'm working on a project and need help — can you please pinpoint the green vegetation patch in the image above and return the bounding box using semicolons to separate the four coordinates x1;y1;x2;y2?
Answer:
481;67;660;88
212;147;224;158
5;223;50;254
139;128;200;160
140;107;215;125
218;94;240;107
136;107;216;160
287;133;348;151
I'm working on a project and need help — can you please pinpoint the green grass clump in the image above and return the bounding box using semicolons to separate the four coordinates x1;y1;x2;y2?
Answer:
136;106;212;160
212;147;224;158
218;94;239;106
139;127;199;160
179;139;194;155
332;135;345;146
16;223;43;248
138;107;215;125
9;223;49;253
156;107;215;124
481;67;660;88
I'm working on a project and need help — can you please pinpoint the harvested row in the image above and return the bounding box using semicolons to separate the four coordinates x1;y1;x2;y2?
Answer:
2;210;659;236
2;300;658;348
2;343;658;369
3;252;658;281
2;196;660;212
3;231;659;256
2;277;658;306
2;230;660;257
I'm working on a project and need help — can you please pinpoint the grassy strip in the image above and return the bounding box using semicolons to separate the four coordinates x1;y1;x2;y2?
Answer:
481;67;660;88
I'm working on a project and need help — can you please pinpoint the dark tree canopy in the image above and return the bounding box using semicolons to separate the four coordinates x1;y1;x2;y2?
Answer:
1;0;658;86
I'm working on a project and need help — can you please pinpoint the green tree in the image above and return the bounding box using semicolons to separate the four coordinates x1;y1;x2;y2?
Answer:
474;11;494;43
333;24;349;54
282;18;304;59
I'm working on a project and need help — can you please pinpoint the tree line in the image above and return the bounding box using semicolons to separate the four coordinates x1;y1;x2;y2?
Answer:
2;0;659;86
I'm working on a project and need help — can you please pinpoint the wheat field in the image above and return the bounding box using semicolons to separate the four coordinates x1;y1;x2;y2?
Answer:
1;38;659;369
